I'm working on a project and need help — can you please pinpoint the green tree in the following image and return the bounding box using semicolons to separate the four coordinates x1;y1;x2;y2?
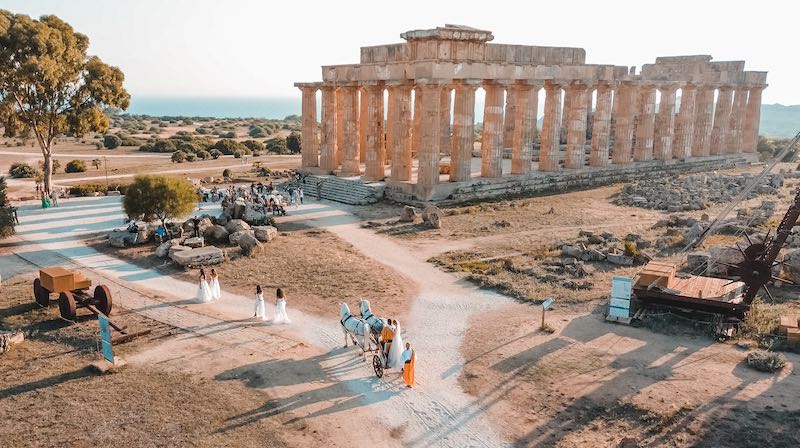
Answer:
242;139;265;152
103;134;122;149
65;159;86;173
123;175;197;237
0;176;15;238
287;131;301;154
0;12;130;196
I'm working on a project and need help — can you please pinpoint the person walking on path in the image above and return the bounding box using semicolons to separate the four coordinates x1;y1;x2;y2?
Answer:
253;285;267;320
273;288;290;324
388;320;404;369
195;268;213;303
298;187;304;205
209;268;221;300
402;342;416;388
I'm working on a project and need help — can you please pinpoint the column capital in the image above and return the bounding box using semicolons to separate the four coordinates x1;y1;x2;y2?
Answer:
543;80;563;90
453;79;481;91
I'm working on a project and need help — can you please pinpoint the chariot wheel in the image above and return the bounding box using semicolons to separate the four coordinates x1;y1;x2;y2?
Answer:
94;285;113;316
372;355;384;378
58;291;77;320
33;278;50;307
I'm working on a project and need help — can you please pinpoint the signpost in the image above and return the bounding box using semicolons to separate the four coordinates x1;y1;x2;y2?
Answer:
541;298;554;330
98;314;114;363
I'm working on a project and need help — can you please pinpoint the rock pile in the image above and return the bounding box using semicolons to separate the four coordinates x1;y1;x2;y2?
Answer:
613;172;785;211
558;230;652;266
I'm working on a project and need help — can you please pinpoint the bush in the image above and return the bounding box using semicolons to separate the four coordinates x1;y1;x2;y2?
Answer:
248;126;268;138
233;150;244;159
211;138;247;155
222;168;232;179
69;183;106;196
623;241;638;257
209;149;222;159
287;131;301;154
219;131;236;138
746;350;786;373
196;150;211;160
171;151;187;163
9;162;38;178
103;134;122;149
65;160;87;173
185;152;197;162
252;150;261;157
242;139;265;152
265;137;290;155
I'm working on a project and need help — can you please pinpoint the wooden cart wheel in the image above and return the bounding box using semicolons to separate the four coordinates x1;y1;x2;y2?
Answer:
33;278;50;307
58;291;77;320
372;355;384;378
93;285;113;316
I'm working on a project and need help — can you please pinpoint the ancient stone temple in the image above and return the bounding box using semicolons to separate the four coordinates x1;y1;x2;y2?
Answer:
295;25;767;203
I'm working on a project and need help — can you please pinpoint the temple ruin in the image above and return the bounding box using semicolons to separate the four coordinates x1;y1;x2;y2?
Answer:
295;25;767;203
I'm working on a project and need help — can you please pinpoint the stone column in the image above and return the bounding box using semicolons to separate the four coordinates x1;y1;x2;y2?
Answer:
481;83;505;178
710;86;732;155
299;85;319;168
511;83;538;175
590;84;612;167
503;87;517;151
727;87;749;153
451;82;478;182
412;87;423;158
633;85;656;162
388;84;413;181
339;86;361;176
417;83;442;190
336;88;344;167
363;84;385;180
319;85;338;171
564;83;589;169
358;88;367;162
612;82;636;165
743;86;764;153
691;85;714;157
539;81;563;172
440;87;452;157
653;85;676;160
673;84;696;159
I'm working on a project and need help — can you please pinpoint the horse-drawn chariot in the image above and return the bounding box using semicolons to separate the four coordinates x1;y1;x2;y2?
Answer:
339;299;392;378
33;267;113;320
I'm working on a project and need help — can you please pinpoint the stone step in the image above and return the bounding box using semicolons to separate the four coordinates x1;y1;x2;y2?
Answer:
301;175;385;205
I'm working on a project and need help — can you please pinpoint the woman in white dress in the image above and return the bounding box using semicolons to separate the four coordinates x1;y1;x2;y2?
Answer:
209;268;221;300
388;320;404;369
195;268;213;303
273;288;290;324
253;285;267;321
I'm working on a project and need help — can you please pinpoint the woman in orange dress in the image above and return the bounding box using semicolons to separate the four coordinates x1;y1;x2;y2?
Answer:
402;342;416;388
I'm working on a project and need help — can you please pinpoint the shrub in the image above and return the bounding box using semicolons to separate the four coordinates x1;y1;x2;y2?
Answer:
9;162;38;178
196;150;211;160
222;168;232;178
209;149;222;159
242;139;265;152
211;138;247;155
233;150;244;159
65;160;87;173
252;150;261;157
103;134;122;149
171;151;187;163
746;350;786;373
185;152;197;162
248;126;268;138
623;241;638;257
287;131;301;154
219;131;236;138
265;137;290;155
69;183;106;196
182;119;193;125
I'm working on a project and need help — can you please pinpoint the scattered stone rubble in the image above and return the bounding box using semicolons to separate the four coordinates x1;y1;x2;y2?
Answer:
558;230;653;266
613;172;787;211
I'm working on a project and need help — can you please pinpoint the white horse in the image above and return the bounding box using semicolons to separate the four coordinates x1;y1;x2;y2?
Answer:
359;298;385;336
339;303;371;356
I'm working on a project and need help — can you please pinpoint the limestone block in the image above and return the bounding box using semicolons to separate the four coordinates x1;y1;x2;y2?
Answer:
253;226;278;243
421;205;443;224
399;205;421;223
229;230;255;245
239;232;263;256
607;253;634;266
108;231;136;248
155;241;172;258
244;205;268;225
204;224;230;244
171;246;225;266
225;219;251;234
781;250;800;284
184;237;205;248
168;244;192;258
708;246;745;276
198;218;214;235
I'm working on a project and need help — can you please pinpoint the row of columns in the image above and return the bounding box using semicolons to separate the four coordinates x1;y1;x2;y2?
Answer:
299;81;765;189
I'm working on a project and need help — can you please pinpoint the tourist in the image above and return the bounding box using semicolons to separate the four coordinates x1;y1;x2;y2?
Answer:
155;225;167;244
267;181;274;193
209;268;221;300
195;268;213;303
298;187;304;204
192;216;201;237
287;185;295;205
253;285;267;320
292;188;301;207
50;191;58;207
388;319;404;369
11;205;19;224
381;318;394;355
273;288;290;324
401;342;416;388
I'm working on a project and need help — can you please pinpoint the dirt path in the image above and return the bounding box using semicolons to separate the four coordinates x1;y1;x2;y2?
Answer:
7;196;514;447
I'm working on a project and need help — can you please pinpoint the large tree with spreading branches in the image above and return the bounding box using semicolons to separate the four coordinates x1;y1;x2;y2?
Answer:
0;11;130;195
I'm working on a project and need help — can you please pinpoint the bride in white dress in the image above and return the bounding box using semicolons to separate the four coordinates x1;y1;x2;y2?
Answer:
209;268;221;300
388;320;404;369
195;268;213;303
273;288;290;324
253;285;267;321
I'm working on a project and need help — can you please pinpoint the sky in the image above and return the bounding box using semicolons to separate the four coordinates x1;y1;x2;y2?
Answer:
2;0;797;105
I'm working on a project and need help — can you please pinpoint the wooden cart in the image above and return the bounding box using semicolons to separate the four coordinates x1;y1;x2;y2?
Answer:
33;267;113;320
